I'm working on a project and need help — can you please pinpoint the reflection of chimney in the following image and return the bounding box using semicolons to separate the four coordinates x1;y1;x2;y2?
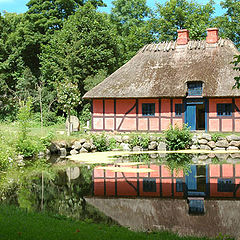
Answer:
177;29;190;45
206;28;219;44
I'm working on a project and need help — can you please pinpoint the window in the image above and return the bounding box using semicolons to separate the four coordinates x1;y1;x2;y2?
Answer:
175;104;182;116
176;179;183;192
142;103;155;116
217;179;234;192
187;82;203;96
217;104;232;116
143;178;156;192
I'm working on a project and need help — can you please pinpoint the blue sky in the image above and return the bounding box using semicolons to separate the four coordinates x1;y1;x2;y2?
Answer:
0;0;225;16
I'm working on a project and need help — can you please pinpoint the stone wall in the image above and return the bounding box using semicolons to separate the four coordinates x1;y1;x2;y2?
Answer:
191;133;240;151
47;133;240;159
48;135;167;157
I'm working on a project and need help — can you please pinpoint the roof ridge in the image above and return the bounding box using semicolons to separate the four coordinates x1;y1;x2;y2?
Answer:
141;38;232;53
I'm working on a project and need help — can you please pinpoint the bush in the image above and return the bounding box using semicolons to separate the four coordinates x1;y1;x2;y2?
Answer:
165;125;192;150
16;138;45;158
80;103;91;126
129;135;149;149
92;134;117;152
211;133;222;142
16;99;52;158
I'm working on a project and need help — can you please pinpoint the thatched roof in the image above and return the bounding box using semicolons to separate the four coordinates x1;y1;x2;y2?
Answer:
83;39;240;99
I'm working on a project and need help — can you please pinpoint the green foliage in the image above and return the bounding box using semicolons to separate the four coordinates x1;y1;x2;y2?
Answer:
15;99;50;157
153;0;215;41
214;0;240;49
57;80;81;114
111;0;154;64
129;135;149;149
165;153;191;174
40;131;54;148
92;134;117;152
233;55;240;88
79;103;91;126
0;133;16;172
211;133;222;142
16;139;44;158
216;233;234;240
165;125;192;150
40;4;119;112
84;69;107;92
17;98;32;140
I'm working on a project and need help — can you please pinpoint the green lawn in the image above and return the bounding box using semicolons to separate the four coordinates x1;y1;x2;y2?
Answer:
0;204;212;240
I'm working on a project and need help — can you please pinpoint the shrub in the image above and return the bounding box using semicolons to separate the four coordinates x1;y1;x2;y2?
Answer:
80;103;91;126
16;99;50;158
165;125;192;150
129;135;149;149
92;134;117;152
211;133;222;142
16;138;45;158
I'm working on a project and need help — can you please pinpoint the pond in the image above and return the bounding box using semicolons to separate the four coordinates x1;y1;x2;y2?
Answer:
1;152;240;238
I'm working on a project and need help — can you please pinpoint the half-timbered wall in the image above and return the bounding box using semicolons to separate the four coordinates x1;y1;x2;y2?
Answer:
208;98;240;132
92;98;240;132
92;98;184;132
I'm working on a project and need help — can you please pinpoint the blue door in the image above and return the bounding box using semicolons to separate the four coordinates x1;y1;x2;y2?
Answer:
185;165;197;191
186;104;196;130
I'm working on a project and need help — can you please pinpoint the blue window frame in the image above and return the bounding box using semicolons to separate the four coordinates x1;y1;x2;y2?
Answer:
217;179;234;192
175;104;182;116
187;82;203;96
143;178;156;192
142;103;155;116
217;104;232;116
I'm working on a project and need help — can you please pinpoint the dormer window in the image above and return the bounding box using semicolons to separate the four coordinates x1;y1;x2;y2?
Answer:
187;82;203;96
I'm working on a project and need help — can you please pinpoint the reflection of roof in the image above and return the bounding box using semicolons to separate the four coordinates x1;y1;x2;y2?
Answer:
84;39;240;99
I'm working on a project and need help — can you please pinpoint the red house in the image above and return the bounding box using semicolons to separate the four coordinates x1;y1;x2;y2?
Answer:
83;28;240;132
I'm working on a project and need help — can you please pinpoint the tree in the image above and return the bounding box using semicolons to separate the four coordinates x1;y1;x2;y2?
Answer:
111;0;154;64
153;0;215;41
57;80;81;136
83;69;107;92
233;55;240;88
214;0;240;48
40;4;119;115
26;0;105;35
0;12;41;119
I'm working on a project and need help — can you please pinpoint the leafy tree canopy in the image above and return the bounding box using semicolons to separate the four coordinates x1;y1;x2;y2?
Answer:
153;0;215;41
40;4;119;111
111;0;154;64
26;0;105;34
214;0;240;48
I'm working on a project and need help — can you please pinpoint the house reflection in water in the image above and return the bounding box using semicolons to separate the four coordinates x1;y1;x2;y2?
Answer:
88;162;240;237
93;164;240;209
94;164;240;199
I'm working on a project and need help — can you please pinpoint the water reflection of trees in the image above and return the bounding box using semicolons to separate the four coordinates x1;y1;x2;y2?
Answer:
115;153;192;174
0;162;113;224
165;153;192;174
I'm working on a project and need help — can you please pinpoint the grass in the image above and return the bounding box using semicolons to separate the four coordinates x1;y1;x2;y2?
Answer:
0;121;239;143
0;204;212;240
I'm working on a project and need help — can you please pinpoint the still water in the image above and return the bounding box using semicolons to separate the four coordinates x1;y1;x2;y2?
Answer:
1;152;240;238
